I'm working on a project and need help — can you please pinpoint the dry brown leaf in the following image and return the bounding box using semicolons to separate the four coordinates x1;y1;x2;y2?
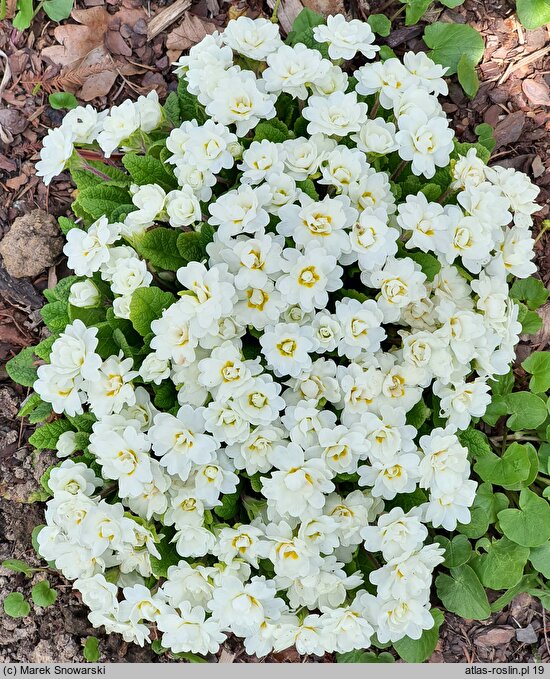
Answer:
42;7;111;67
302;0;344;17
166;12;217;53
522;79;550;107
266;0;303;33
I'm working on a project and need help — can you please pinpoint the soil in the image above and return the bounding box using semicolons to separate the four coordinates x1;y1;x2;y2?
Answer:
0;0;549;664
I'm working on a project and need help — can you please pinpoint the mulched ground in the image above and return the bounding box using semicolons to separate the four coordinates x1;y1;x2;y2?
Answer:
0;0;549;663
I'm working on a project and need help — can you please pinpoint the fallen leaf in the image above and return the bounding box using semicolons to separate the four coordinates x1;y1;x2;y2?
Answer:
474;627;516;648
42;7;111;67
522;79;550;107
266;0;303;33
302;0;344;16
532;155;545;179
166;12;218;52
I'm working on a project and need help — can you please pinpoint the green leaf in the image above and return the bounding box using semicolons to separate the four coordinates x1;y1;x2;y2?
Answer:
457;53;480;98
177;231;206;263
434;535;473;568
12;0;33;29
529;541;550;579
405;252;441;281
406;0;432;26
435;564;491;620
458;428;491;461
66;412;96;434
474;442;531;487
41;301;70;333
440;0;465;6
505;392;547;430
489;370;515;397
28;401;54;424
406;400;431;430
490;574;539;612
177;78;206;124
31;580;58;607
153;382;178;410
58;216;78;235
295;178;319;200
511;276;549;310
18;393;42;418
129;287;176;337
28;419;74;451
336;651;395;663
48;92;78;110
254;119;291;143
150;534;181;578
394;609;444;663
3;592;30;618
43;0;73;21
83;637;100;663
423;22;485;76
163;92;182;127
517;303;543;334
522;351;550;393
419;183;443;201
122;153;176;192
289;7;325;33
516;0;550;29
134;227;187;271
474;123;496;152
379;45;397;61
475;537;530;590
43;275;80;303
213;490;240;520
457;483;508;539
1;559;35;577
498;488;550;547
6;346;39;387
367;13;391;36
71;161;130;192
77;185;132;221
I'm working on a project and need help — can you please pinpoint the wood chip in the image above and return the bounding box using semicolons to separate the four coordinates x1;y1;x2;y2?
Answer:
166;13;217;53
218;649;236;663
522;78;550;107
147;0;193;40
494;110;526;148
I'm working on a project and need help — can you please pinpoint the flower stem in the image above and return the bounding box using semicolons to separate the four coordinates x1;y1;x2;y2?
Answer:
391;159;409;181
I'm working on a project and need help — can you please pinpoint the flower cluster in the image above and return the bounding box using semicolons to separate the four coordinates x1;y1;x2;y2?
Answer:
31;11;540;660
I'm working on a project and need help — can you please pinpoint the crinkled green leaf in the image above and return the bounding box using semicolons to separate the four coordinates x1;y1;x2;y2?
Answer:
28;419;74;451
122;153;177;192
367;14;391;36
129;287;176;337
6;346;39;387
134;227;187;271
